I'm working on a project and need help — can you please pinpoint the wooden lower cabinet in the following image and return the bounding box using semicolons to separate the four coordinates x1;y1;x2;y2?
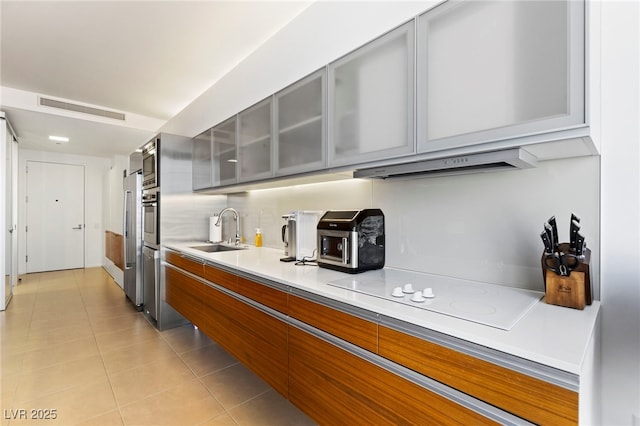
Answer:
165;266;288;397
165;251;205;277
237;276;288;314
289;294;378;353
166;255;577;425
105;231;124;270
204;263;238;291
378;326;578;425
288;326;497;425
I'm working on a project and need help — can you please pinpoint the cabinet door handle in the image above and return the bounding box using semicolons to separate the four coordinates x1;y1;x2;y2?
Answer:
72;224;83;230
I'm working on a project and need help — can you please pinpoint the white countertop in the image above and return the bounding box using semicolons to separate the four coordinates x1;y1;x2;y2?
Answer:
164;241;600;375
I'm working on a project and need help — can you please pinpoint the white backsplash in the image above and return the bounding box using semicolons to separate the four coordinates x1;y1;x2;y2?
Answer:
220;156;599;297
375;156;600;294
162;193;227;243
227;179;373;248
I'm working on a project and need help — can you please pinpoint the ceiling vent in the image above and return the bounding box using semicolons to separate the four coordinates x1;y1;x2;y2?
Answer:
353;148;537;180
39;97;125;121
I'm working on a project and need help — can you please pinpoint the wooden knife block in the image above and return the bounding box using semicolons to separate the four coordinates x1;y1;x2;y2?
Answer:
541;244;591;310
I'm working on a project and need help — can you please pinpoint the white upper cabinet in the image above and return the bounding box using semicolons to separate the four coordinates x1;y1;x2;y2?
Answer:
194;0;593;193
238;98;273;182
274;69;326;176
328;21;415;167
212;116;238;186
417;0;585;153
192;117;237;191
192;128;213;190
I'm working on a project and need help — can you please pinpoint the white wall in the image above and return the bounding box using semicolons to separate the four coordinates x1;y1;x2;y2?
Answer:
161;0;640;423
161;1;438;138
599;1;640;424
376;156;600;292
18;149;110;274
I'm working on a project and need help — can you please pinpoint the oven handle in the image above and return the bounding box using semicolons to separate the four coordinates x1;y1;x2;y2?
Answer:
342;237;349;264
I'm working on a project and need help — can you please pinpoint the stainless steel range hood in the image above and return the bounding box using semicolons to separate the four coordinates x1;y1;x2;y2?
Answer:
353;148;537;180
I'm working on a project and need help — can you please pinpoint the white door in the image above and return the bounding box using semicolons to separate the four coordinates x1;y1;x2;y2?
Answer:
26;161;85;272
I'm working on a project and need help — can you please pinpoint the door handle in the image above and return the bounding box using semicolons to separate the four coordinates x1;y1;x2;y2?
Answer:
342;237;349;264
72;224;83;230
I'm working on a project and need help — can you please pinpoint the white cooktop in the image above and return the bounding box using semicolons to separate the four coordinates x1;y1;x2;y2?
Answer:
328;269;543;330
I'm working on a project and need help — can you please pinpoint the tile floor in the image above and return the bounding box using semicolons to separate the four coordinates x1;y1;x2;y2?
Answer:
1;268;316;426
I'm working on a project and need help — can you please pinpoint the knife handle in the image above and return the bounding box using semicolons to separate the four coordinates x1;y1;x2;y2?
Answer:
571;213;581;223
575;232;585;257
544;222;556;251
540;231;553;253
548;216;559;246
569;220;581;249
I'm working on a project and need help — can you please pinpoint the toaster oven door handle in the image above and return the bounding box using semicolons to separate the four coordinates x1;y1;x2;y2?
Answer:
342;237;349;264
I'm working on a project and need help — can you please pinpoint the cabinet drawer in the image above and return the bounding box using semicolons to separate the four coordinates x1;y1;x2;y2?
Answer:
236;277;288;314
165;265;213;329
203;264;238;291
289;326;496;425
378;326;578;425
289;295;377;353
165;251;205;277
166;265;288;397
227;289;289;397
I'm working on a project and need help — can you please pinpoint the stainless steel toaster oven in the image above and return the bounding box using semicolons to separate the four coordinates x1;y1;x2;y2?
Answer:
317;209;385;274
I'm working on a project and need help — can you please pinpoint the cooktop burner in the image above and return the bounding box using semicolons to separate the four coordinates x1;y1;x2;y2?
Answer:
327;269;543;330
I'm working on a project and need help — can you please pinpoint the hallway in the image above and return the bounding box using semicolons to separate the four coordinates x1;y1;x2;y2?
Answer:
1;268;314;425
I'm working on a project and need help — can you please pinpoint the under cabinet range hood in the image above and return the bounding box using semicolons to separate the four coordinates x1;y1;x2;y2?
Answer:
353;148;537;180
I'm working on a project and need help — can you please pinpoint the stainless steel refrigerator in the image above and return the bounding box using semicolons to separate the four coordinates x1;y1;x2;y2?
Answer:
123;171;143;310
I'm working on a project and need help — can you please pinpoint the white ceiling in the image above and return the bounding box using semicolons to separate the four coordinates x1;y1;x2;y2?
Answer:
0;0;312;158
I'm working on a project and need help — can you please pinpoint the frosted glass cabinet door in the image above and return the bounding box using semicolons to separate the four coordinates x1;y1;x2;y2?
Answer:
275;69;326;176
212;116;237;186
238;98;273;182
192;129;213;190
328;21;415;167
417;0;585;153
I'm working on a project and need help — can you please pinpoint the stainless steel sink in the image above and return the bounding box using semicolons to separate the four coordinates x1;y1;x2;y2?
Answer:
189;244;247;253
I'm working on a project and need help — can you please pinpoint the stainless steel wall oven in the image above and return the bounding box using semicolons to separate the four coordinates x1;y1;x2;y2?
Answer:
142;137;159;190
142;188;159;249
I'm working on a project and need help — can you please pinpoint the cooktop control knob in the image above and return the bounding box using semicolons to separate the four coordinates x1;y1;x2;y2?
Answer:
411;291;425;303
391;287;404;297
423;288;435;298
402;283;415;294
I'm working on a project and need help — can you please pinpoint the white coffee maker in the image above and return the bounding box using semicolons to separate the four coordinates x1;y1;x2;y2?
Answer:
281;211;323;262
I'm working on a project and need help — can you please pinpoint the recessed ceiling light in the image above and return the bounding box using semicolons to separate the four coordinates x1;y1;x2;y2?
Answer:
227;159;238;163
49;135;69;143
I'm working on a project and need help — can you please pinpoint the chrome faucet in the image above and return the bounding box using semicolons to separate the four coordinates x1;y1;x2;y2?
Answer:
215;208;241;245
